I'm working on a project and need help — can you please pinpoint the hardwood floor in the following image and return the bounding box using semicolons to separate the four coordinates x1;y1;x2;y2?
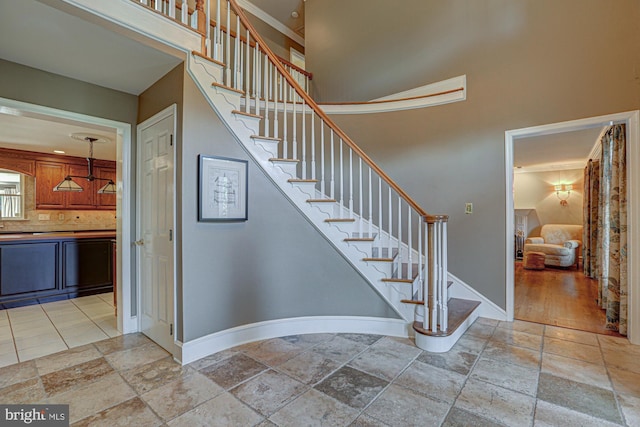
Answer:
514;261;622;336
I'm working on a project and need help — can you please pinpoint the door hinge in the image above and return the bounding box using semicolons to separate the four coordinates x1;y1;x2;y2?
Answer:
169;229;173;241
170;134;173;146
170;323;173;336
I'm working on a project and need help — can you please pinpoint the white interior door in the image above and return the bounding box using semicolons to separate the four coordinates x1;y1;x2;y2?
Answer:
137;107;175;353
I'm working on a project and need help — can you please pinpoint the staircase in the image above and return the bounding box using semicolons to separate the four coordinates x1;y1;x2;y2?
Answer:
145;0;481;351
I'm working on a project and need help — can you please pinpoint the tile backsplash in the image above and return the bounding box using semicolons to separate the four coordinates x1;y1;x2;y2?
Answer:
0;175;116;233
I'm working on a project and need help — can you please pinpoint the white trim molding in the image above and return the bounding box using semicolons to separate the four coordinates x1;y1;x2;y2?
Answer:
177;316;411;365
320;75;466;115
236;0;305;47
505;110;640;344
0;97;135;335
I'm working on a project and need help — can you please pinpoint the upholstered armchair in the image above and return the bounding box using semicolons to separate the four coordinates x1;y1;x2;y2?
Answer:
523;224;583;268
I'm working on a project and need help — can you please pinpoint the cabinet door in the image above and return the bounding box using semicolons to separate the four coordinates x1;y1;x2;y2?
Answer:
95;167;116;209
35;161;66;209
65;163;95;209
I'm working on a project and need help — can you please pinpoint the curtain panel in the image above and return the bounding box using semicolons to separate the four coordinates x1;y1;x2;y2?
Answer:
597;124;628;334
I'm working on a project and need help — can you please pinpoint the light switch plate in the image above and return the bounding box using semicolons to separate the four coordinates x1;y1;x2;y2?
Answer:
465;203;473;214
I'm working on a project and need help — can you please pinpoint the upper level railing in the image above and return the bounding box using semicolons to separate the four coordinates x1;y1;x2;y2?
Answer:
132;0;449;333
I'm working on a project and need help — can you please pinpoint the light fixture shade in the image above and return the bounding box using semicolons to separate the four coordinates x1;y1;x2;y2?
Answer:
554;184;563;192
53;177;83;192
565;184;573;191
97;180;117;194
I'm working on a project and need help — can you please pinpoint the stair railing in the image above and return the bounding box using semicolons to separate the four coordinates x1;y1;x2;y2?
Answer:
132;0;450;333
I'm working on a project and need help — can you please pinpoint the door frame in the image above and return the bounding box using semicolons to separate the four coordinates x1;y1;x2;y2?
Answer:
505;110;640;344
0;96;134;333
136;104;178;356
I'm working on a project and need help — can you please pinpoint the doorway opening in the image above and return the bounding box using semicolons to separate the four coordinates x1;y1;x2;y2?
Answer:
505;111;640;343
0;97;134;364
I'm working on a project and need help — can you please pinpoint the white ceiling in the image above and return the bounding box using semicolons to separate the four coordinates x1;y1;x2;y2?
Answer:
513;127;604;173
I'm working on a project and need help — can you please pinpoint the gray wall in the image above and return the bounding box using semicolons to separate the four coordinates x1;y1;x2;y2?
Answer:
0;59;138;123
305;0;640;308
245;11;304;60
179;72;398;343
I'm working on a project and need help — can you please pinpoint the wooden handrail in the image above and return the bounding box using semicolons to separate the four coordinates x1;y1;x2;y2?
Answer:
228;0;429;218
319;88;463;106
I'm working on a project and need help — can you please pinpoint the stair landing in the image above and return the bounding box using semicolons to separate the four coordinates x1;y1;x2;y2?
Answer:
413;297;481;352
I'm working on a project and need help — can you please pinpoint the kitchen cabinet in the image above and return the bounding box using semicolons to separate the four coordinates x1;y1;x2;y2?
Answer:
95;166;116;209
35;160;116;210
0;232;115;308
65;163;96;209
35;161;66;209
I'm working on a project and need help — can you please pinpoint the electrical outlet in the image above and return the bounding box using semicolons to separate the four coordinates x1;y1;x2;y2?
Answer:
38;213;51;221
465;203;473;214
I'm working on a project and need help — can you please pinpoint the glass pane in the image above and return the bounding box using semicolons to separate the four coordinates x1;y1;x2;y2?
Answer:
0;170;24;219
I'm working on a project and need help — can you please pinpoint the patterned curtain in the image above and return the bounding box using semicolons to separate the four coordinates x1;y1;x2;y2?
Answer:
597;124;628;335
582;160;599;278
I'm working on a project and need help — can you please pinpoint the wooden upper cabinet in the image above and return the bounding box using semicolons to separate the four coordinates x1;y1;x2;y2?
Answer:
35;161;66;209
34;159;116;210
95;166;116;209
65;163;95;209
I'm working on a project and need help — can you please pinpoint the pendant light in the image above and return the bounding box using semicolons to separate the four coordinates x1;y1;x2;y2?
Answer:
53;136;117;194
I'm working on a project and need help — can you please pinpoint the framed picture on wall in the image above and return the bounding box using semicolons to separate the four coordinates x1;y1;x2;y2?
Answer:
198;155;248;221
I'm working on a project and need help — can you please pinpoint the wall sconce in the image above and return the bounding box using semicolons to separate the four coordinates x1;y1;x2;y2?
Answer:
554;184;572;206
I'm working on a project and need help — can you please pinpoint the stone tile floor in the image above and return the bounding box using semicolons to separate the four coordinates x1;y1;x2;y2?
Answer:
0;293;119;366
1;318;639;426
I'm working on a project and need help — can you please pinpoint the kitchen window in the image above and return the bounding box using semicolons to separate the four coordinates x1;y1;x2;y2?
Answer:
0;170;24;220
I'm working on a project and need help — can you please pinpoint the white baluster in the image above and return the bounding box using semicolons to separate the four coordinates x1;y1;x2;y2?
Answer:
273;63;279;139
441;220;448;331
292;91;297;160
301;100;306;177
397;196;402;278
378;177;382;256
214;0;220;60
206;0;211;57
264;54;270;137
254;43;260;118
357;157;362;228
368;167;372;238
234;16;240;90
155;0;162;12
388;187;392;258
311;113;316;181
418;218;423;302
225;1;230;84
283;82;288;158
339;138;344;208
181;1;188;27
320;121;325;195
168;0;176;18
330;130;335;199
408;207;412;282
244;31;250;112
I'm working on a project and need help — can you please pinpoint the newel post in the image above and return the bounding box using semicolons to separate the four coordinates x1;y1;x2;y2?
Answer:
425;214;449;333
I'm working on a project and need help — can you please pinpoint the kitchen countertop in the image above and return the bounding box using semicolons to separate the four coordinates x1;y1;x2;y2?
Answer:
0;230;116;242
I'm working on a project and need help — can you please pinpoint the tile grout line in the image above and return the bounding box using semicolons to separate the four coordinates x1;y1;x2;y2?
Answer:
38;303;72;356
69;296;115;339
598;335;629;426
4;308;19;365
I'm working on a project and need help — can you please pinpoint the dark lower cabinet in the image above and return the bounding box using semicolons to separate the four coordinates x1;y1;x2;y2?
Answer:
0;236;114;309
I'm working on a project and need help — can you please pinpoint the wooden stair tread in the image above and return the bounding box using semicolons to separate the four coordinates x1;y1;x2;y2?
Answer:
288;179;318;183
382;278;414;283
400;281;454;304
412;298;481;337
211;82;244;95
232;110;262;120
307;199;337;203
326;218;356;223
363;257;394;262
370;247;398;259
269;158;299;163
251;135;282;142
192;51;225;67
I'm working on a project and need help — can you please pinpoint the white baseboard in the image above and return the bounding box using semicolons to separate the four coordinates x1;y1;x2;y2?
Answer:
177;316;411;365
447;272;507;321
